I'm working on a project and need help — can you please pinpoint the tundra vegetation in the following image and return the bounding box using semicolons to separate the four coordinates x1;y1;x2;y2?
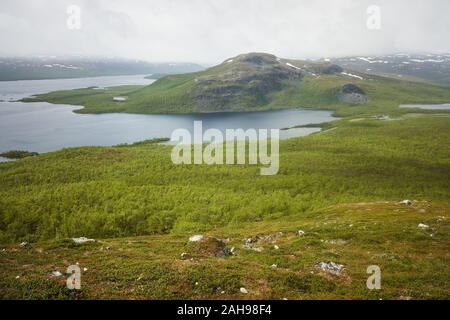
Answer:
1;53;450;299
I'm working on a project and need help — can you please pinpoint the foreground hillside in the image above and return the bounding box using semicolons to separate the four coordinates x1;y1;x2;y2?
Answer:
24;52;450;115
1;201;449;300
1;114;450;299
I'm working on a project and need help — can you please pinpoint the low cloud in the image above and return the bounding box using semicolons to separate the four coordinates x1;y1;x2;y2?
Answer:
0;0;449;64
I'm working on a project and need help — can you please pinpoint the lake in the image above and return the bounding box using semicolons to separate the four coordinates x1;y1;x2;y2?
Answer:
0;75;337;158
399;103;450;110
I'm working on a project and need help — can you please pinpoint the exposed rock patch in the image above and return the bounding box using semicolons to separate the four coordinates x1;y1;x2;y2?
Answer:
338;83;368;104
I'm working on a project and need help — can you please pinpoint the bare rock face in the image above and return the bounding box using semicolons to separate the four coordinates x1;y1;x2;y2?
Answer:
338;83;368;104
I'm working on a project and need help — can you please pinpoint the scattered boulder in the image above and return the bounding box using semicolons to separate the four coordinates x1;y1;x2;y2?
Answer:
50;270;63;278
188;235;204;242
400;200;413;206
72;237;95;244
273;245;280;250
240;287;249;294
418;223;429;230
19;242;29;248
180;252;191;260
315;261;344;275
374;115;391;120
113;96;127;102
297;230;305;236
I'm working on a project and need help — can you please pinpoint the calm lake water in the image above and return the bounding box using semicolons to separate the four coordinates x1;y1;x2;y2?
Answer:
0;75;336;157
400;103;450;110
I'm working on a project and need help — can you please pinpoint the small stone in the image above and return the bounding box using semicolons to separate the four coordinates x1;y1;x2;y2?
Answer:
72;237;95;244
418;223;429;229
271;264;278;268
240;287;248;294
83;267;88;272
400;200;413;205
189;235;204;242
19;242;29;248
50;270;63;278
180;252;190;260
297;230;305;236
274;245;279;250
15;275;20;279
315;261;344;275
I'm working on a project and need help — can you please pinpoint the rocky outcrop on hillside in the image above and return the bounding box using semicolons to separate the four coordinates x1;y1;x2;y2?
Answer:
338;83;368;104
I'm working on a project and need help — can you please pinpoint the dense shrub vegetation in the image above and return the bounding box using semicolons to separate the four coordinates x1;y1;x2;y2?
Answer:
0;115;449;243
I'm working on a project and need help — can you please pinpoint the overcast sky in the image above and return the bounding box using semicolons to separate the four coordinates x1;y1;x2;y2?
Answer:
0;0;449;64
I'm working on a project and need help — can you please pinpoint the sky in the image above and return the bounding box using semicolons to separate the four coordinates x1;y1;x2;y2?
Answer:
0;0;449;65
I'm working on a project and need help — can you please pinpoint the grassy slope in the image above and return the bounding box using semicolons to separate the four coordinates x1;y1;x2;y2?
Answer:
1;114;450;299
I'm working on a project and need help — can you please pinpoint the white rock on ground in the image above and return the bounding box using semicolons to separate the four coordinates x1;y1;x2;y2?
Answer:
72;237;95;244
51;271;63;277
400;200;413;205
316;261;344;275
418;223;429;229
297;230;305;236
113;96;127;102
274;245;279;250
188;235;204;242
19;242;28;247
240;287;248;294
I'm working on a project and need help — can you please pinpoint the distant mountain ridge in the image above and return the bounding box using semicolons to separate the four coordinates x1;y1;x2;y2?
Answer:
0;56;204;81
330;53;450;86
